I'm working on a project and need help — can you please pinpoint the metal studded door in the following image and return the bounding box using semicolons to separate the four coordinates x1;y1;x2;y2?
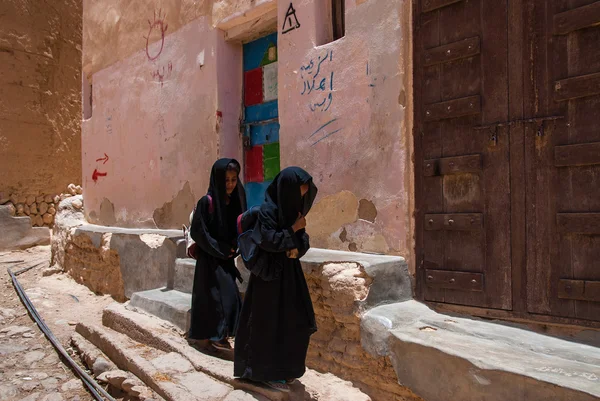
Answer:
242;33;281;208
524;0;600;322
414;0;513;309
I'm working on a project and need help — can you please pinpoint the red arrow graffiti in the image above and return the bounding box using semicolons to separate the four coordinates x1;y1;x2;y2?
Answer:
96;153;109;164
92;169;108;183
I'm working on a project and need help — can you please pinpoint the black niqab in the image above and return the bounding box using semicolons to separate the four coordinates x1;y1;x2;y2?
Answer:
260;167;318;230
234;167;318;382
188;158;246;341
207;158;247;240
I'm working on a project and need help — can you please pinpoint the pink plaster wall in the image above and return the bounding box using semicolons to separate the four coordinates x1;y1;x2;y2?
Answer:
216;31;243;160
278;0;413;258
81;0;414;263
82;17;241;227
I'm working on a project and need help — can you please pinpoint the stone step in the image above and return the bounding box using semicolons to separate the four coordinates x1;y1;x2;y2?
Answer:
129;288;191;332
361;300;600;401
172;258;195;294
102;302;372;401
75;322;240;401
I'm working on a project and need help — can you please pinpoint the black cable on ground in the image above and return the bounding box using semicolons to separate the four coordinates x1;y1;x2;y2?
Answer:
7;266;116;401
12;261;46;275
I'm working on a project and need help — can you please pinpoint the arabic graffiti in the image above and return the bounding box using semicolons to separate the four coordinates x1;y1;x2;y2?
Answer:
151;61;173;86
300;50;334;112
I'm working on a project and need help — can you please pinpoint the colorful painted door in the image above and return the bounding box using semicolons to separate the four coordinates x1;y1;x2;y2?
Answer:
242;33;280;207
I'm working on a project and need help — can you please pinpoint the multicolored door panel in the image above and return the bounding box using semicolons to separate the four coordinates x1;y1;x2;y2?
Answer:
242;33;280;208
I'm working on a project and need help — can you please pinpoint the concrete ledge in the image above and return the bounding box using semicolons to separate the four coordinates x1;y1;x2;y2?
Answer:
233;248;412;307
300;249;412;307
361;300;600;401
75;224;182;239
175;249;412;307
66;224;181;299
0;206;50;251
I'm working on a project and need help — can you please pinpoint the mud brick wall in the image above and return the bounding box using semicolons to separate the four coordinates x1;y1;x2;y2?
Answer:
304;262;422;401
62;231;126;302
0;0;83;198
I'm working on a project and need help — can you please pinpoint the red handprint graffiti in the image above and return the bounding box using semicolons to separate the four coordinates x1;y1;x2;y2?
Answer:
144;9;168;61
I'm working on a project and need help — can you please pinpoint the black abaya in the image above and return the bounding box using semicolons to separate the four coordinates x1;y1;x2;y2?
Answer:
234;167;318;382
188;158;246;341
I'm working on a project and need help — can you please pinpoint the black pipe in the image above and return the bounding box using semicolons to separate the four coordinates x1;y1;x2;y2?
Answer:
7;266;116;401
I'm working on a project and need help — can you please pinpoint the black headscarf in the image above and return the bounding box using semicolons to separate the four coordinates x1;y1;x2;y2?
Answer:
258;167;318;230
207;158;247;240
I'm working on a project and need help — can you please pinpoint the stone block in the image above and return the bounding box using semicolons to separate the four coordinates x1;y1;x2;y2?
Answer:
362;301;600;401
0;205;50;251
129;288;191;332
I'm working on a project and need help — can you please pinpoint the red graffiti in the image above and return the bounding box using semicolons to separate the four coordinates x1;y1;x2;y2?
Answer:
216;111;223;118
144;9;168;61
92;169;108;183
151;61;173;86
95;153;109;164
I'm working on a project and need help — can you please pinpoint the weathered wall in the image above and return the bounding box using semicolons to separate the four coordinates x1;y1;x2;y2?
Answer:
81;0;274;228
83;13;221;228
81;0;414;264
278;0;413;259
0;0;83;199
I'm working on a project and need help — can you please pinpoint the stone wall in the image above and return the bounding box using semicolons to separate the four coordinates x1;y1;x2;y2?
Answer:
0;0;83;198
304;262;422;401
52;196;180;301
0;184;82;228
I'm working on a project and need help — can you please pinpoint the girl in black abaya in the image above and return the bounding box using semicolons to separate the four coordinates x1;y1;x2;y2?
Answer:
189;158;246;351
234;167;318;392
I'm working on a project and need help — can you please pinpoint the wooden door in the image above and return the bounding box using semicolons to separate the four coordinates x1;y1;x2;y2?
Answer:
414;0;512;310
525;0;600;321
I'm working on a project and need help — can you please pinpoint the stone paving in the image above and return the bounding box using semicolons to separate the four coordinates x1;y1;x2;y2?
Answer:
0;246;95;401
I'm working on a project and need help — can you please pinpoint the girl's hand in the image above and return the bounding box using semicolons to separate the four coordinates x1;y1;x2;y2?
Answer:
286;248;299;259
292;213;306;232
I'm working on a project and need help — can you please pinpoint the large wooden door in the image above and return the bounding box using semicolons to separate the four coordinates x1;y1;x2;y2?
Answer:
524;0;600;321
415;0;512;310
415;0;600;323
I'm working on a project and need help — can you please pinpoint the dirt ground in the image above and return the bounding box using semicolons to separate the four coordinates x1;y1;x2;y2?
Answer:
0;245;115;401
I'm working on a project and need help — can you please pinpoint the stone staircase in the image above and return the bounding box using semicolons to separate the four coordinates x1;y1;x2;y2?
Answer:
104;239;600;401
75;301;372;401
128;255;194;332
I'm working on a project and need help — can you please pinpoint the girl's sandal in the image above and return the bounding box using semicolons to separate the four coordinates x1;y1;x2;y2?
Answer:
211;339;232;351
264;381;290;392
